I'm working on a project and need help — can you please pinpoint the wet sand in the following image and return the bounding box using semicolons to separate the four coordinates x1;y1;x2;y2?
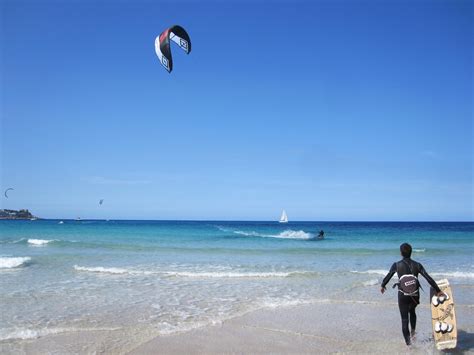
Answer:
2;299;473;354
128;301;474;354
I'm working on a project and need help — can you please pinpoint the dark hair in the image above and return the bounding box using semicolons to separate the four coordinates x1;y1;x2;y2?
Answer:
400;243;412;258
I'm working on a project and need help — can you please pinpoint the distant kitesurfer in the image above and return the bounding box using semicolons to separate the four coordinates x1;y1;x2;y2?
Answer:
381;243;443;346
317;230;324;239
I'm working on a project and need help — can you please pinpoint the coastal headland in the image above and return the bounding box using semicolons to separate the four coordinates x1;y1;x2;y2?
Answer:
0;209;38;220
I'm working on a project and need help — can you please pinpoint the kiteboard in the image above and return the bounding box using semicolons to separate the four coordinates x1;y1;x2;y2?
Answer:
430;279;457;350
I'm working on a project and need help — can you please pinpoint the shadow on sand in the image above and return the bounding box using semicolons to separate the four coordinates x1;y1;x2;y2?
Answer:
444;330;474;353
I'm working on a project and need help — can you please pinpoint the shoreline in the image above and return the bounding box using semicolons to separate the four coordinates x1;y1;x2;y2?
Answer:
1;296;473;354
128;301;474;354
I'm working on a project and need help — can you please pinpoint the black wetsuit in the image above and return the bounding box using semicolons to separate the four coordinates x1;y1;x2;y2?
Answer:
381;257;441;345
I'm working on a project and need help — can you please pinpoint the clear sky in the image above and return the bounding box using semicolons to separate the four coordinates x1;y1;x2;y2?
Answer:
1;0;472;221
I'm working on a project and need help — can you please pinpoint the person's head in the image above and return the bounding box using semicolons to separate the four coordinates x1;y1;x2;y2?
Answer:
400;243;412;258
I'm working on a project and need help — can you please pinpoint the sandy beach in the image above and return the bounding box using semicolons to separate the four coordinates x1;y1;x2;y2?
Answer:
3;298;473;354
128;301;474;354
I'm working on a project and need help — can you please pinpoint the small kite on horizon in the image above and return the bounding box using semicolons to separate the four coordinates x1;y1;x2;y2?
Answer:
4;188;13;198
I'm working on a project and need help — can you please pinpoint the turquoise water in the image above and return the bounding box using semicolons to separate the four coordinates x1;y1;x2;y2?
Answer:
1;220;473;345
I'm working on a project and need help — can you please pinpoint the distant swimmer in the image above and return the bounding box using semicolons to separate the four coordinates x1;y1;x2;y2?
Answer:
317;230;324;240
381;243;444;346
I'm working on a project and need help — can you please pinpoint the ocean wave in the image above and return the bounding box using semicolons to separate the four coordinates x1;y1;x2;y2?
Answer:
0;257;31;269
28;239;55;246
350;269;387;276
432;272;474;279
162;270;313;278
362;279;380;286
73;265;314;279
74;265;138;275
0;238;27;245
413;248;426;253
0;327;120;341
1;238;57;246
233;229;313;240
258;298;315;309
351;269;474;279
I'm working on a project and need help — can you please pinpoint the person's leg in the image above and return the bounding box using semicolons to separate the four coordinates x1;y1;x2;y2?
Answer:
398;293;411;345
409;296;419;337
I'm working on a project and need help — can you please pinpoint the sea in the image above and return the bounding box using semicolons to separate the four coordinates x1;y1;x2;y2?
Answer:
1;220;473;351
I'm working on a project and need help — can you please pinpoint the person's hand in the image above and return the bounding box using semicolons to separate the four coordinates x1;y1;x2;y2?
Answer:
436;291;446;297
380;287;386;294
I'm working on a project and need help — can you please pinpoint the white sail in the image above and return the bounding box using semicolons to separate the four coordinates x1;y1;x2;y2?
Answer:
279;210;288;223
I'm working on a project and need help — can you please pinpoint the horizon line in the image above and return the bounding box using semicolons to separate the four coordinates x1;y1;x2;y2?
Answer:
3;218;473;223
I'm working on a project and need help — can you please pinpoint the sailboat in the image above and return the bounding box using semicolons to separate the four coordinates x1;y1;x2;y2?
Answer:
279;210;288;223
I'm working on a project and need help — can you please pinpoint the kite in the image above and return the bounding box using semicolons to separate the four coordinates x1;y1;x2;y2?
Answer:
155;25;192;73
4;188;13;198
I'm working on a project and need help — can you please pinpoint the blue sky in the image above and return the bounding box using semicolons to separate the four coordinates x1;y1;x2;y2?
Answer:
1;0;472;221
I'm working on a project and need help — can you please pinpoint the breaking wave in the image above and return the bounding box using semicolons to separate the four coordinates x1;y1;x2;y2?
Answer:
73;265;315;279
0;257;31;269
350;269;387;276
162;270;314;278
0;327;120;341
73;265;149;275
432;271;474;279
28;239;55;246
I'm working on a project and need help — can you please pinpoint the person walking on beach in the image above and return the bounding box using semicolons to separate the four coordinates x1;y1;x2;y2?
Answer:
380;243;443;346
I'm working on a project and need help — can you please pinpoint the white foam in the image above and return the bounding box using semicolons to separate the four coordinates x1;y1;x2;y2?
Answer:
0;327;120;341
74;264;314;279
28;239;54;246
362;279;380;286
233;229;312;240
0;257;31;269
413;248;426;253
74;265;130;274
432;271;474;279
272;230;313;240
350;269;388;276
232;230;262;237
162;270;310;278
259;298;314;309
73;265;154;275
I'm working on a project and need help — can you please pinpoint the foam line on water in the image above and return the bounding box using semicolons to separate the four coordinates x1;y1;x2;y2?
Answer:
432;271;474;279
351;269;474;279
162;270;314;278
233;229;313;240
28;239;55;246
350;269;388;276
0;257;31;269
73;265;316;278
0;327;121;341
73;265;154;275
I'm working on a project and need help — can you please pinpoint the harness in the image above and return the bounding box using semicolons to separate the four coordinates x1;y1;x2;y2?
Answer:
393;260;422;299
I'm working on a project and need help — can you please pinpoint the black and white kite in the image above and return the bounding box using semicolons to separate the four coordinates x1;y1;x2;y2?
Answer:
155;25;192;73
